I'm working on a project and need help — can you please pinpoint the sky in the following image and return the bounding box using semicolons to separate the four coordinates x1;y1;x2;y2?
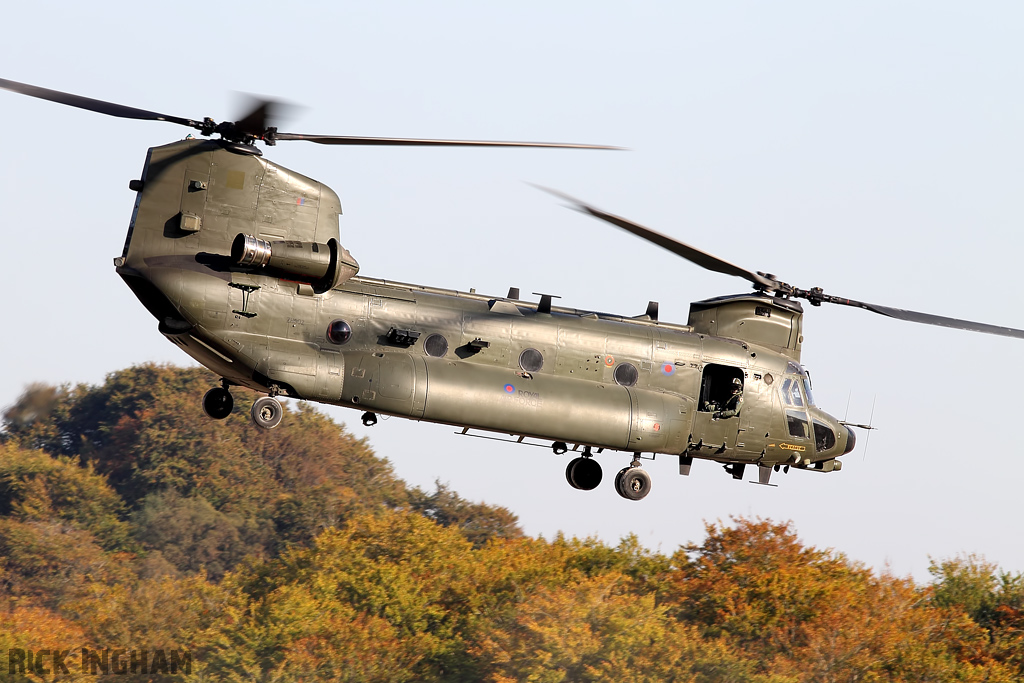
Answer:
1;1;1023;581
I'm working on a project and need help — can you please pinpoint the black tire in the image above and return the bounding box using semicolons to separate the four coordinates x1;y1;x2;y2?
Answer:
570;457;603;491
565;458;583;489
251;396;284;429
202;387;233;420
614;467;629;495
616;467;652;501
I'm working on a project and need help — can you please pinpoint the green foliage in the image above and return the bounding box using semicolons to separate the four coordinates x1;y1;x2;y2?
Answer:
0;443;131;550
407;481;523;547
132;491;270;581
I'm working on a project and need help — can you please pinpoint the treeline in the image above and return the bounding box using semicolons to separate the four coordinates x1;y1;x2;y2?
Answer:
1;365;1022;682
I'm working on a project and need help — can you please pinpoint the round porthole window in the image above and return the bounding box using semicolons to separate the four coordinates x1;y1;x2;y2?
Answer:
424;333;449;357
326;319;352;345
614;362;639;387
519;348;544;372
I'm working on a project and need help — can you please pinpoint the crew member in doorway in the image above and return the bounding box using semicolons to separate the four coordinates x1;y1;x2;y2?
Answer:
714;378;743;419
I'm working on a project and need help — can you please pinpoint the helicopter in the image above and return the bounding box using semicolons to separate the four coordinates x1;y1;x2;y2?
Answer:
4;78;1024;502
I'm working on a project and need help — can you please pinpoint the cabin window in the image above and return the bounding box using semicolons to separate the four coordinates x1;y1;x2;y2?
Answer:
813;420;836;452
786;410;810;439
519;348;544;372
698;364;744;412
326;320;352;345
614;362;639;387
424;334;448;357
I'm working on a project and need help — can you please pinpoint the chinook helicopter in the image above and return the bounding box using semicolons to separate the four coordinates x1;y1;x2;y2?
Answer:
5;78;1024;501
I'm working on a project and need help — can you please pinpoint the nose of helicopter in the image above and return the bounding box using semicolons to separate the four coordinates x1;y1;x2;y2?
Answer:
842;425;856;455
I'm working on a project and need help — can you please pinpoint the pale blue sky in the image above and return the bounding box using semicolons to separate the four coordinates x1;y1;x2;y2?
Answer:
2;1;1023;580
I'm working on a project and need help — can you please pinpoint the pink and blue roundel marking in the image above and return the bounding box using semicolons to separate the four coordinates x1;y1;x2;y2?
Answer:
661;363;675;376
503;384;516;393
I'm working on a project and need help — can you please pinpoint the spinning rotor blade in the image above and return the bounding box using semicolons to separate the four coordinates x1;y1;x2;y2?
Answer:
816;296;1024;340
542;187;1024;341
1;77;619;150
232;99;277;138
0;77;200;129
274;133;621;150
536;186;777;289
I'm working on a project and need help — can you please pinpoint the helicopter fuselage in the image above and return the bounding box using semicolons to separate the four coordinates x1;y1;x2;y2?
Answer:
116;139;852;486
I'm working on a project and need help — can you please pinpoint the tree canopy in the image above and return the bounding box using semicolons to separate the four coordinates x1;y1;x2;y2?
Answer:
1;364;1021;682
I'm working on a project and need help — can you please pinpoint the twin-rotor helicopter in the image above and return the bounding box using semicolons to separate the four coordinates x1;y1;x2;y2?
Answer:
4;78;1022;501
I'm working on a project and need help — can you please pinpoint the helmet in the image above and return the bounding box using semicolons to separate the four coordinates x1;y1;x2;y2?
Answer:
732;378;742;388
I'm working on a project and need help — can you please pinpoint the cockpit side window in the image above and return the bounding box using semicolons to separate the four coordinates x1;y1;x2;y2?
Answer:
786;410;810;439
813;420;836;451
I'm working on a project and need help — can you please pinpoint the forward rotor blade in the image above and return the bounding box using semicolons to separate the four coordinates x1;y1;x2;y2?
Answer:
233;101;274;137
275;133;621;149
536;186;777;289
0;77;200;129
825;296;1024;340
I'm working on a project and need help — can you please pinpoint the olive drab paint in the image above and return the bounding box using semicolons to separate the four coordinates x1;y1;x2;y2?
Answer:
115;139;854;493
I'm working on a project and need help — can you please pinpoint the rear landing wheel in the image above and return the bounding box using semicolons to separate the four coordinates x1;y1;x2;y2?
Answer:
565;457;602;491
615;467;651;501
202;387;233;420
251;396;283;429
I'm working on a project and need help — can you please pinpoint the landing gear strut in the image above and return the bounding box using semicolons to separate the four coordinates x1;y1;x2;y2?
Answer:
202;384;233;420
251;396;283;429
565;447;602;491
615;454;652;501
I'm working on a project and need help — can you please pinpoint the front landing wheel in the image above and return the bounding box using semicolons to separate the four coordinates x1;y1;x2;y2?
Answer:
251;396;284;429
615;467;652;501
203;387;233;420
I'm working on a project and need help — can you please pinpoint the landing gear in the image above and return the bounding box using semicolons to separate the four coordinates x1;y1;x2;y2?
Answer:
361;411;378;427
251;396;284;429
615;463;652;501
565;449;602;491
202;386;233;420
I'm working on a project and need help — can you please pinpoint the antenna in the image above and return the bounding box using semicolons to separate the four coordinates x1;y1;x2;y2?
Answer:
862;395;877;462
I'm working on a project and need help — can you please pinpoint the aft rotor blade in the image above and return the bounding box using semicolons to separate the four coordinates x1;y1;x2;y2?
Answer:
275;133;621;149
0;77;201;129
536;186;777;289
824;295;1024;340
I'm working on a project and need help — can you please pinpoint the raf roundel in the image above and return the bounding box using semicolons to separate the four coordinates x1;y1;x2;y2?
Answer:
503;384;516;394
661;363;675;376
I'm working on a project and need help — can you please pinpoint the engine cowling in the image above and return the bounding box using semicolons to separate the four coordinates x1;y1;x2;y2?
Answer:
231;233;359;292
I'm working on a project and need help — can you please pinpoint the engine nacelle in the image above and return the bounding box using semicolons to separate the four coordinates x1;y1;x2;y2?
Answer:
232;233;359;293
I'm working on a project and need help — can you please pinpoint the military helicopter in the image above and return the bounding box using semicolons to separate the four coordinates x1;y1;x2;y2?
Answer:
5;78;1024;501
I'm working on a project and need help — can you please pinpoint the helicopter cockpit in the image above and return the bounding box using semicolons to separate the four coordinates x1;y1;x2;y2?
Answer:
779;362;838;454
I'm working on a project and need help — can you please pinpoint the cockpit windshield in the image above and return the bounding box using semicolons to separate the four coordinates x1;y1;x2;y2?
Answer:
781;377;805;407
802;376;815;406
784;362;815;406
